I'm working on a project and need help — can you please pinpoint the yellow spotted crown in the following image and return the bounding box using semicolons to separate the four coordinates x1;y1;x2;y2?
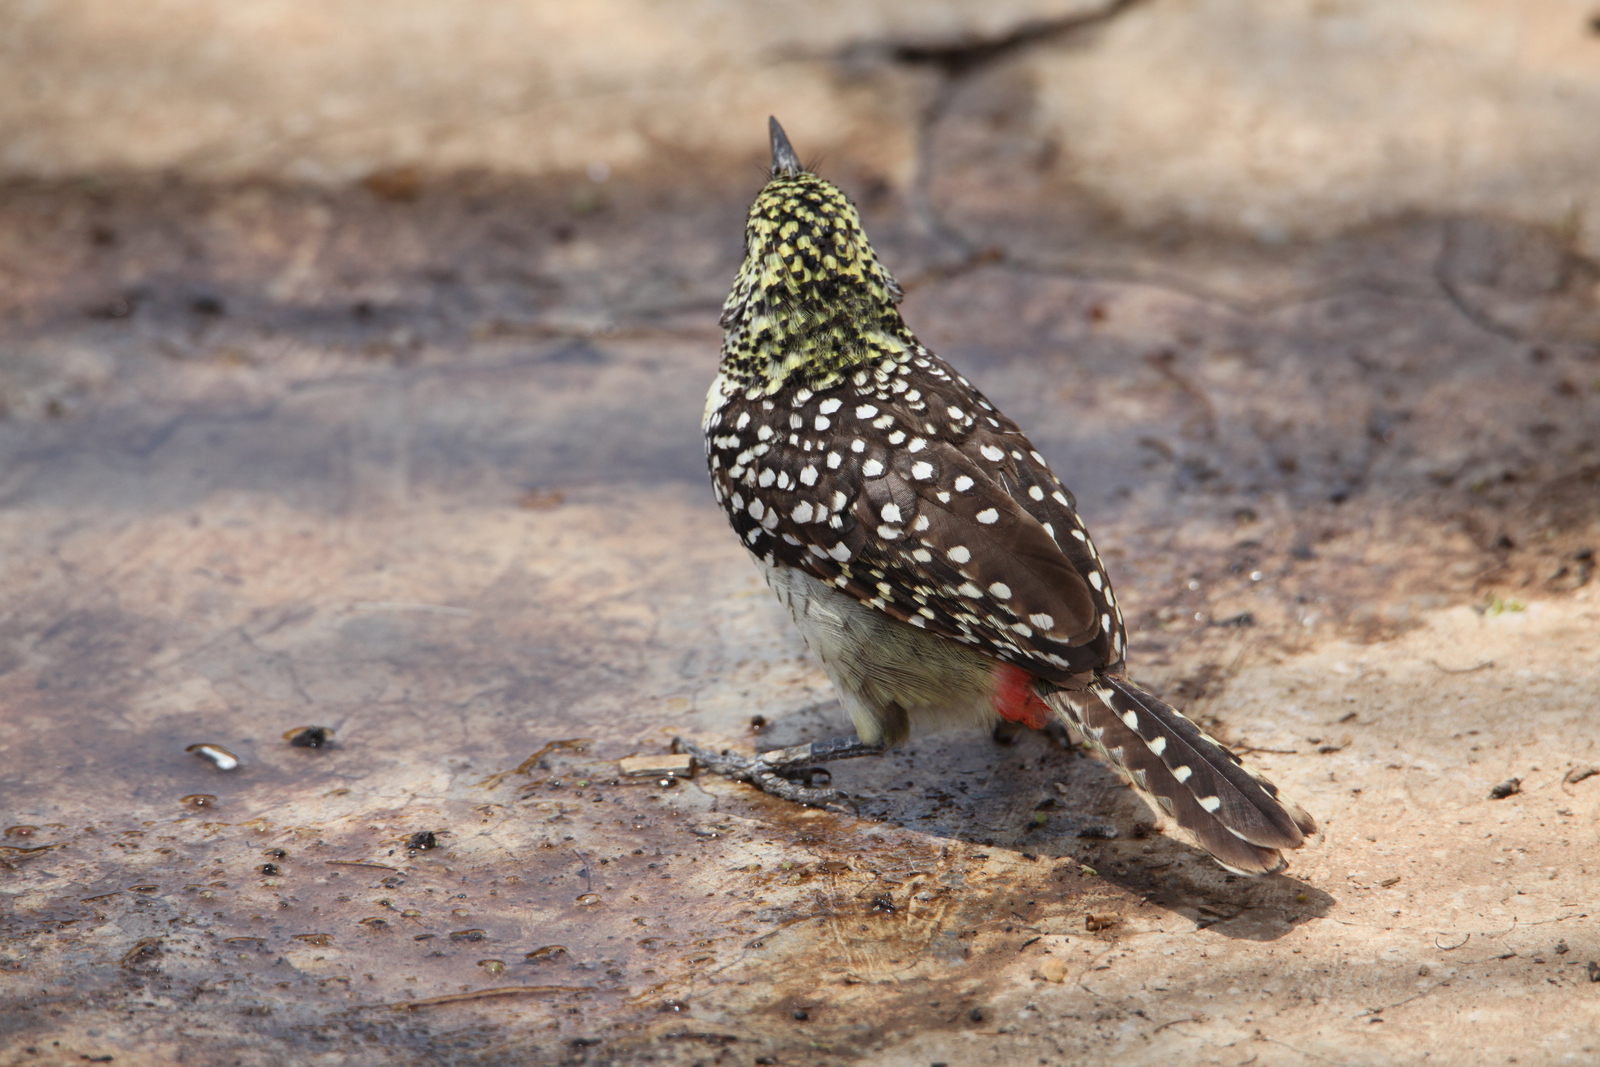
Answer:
718;125;908;394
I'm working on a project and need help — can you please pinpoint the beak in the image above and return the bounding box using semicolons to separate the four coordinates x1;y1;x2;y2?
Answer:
769;117;803;178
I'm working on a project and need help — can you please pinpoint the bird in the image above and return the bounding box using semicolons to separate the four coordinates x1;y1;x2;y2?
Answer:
680;117;1317;875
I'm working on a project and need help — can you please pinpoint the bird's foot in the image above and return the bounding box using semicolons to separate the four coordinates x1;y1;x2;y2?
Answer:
992;718;1075;748
672;735;885;813
1041;719;1075;749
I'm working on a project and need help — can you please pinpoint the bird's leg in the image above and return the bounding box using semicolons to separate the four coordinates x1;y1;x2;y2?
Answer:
673;735;887;812
993;718;1075;748
757;734;888;768
1039;718;1075;749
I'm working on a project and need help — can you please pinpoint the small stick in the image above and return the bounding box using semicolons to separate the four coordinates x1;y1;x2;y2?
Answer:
387;985;594;1009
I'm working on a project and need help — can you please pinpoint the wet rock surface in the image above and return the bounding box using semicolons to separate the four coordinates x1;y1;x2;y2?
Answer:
3;19;1600;1064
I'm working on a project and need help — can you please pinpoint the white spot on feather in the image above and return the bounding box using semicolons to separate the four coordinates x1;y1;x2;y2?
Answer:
976;508;999;524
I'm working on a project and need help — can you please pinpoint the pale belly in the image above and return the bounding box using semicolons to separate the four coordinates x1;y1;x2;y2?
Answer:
757;559;1000;745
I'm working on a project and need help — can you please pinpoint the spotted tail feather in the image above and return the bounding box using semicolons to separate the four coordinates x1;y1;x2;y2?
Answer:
1049;674;1317;875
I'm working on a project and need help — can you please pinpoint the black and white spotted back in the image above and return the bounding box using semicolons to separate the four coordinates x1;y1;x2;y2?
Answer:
705;344;1126;684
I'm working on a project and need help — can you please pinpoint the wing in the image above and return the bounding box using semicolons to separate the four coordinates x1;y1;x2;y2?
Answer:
705;347;1126;683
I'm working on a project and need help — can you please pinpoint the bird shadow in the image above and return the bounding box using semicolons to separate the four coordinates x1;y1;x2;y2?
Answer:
727;702;1335;942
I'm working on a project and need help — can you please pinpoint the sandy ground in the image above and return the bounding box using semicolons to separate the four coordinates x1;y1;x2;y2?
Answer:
2;7;1600;1064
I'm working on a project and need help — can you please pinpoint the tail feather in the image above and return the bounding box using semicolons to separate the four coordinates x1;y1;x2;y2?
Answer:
1048;674;1318;876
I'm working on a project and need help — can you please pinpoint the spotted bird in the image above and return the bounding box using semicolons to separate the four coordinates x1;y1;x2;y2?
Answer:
683;119;1317;875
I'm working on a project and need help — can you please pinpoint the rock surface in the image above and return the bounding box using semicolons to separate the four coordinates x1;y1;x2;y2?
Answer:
6;1;1600;252
2;4;1599;1065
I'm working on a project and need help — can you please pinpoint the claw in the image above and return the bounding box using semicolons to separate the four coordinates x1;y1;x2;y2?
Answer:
673;737;852;809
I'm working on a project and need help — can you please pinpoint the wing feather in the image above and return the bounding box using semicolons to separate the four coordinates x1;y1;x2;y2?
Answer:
705;353;1123;682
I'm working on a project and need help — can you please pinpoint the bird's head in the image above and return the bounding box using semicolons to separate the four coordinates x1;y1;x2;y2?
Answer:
717;118;908;394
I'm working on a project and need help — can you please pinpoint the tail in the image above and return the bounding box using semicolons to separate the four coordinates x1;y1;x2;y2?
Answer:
1047;674;1318;875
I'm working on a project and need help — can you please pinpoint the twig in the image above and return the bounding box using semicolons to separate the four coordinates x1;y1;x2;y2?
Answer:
1152;1016;1199;1034
387;985;594;1009
325;860;400;872
1352;979;1451;1019
480;738;593;790
1428;659;1494;674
